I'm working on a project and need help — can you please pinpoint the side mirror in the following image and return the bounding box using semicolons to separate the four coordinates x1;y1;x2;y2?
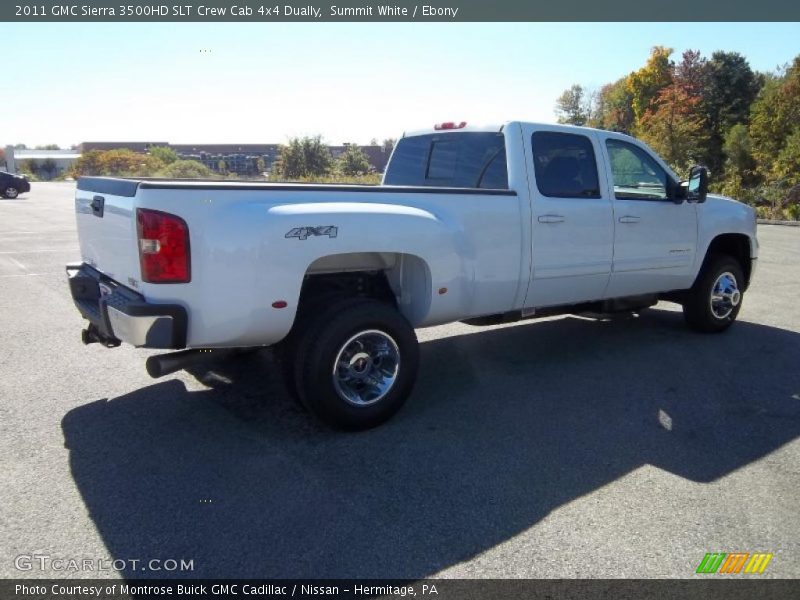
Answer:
687;165;708;203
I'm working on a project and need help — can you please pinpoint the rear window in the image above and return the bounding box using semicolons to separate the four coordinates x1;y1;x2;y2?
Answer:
384;132;508;189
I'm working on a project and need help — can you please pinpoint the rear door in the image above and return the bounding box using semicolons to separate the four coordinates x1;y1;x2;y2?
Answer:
600;137;698;297
521;127;614;308
74;179;141;287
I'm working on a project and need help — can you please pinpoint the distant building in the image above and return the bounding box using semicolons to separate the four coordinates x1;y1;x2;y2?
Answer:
4;147;81;179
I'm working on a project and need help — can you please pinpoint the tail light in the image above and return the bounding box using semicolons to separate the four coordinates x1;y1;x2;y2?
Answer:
136;208;190;283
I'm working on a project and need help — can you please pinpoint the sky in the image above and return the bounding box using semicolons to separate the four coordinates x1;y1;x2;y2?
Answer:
3;22;799;147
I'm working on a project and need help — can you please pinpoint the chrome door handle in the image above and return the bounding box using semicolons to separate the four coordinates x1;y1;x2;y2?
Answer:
619;215;641;224
538;214;565;224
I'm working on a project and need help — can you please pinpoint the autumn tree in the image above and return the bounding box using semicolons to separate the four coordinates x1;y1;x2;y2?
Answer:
750;56;800;181
70;149;162;178
626;46;674;127
637;84;708;173
590;78;634;133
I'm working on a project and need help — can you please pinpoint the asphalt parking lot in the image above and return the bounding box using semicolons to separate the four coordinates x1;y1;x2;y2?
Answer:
1;182;799;580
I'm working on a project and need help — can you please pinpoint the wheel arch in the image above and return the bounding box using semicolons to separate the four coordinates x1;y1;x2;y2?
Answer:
299;251;434;327
698;233;754;290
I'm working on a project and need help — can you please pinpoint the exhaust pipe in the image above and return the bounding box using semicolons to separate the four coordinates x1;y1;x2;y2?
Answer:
145;349;224;379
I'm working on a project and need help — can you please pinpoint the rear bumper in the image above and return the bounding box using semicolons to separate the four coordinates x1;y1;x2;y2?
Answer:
66;262;187;349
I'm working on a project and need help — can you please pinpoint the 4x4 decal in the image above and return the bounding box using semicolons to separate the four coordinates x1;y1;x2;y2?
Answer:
285;226;338;240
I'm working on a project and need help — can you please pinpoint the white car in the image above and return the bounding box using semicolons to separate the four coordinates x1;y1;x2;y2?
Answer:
67;121;758;429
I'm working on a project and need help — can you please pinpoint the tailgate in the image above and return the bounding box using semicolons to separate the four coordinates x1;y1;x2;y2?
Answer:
74;178;140;286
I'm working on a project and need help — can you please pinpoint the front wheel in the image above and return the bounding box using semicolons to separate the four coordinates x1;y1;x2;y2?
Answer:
292;298;419;430
3;186;19;199
683;255;745;333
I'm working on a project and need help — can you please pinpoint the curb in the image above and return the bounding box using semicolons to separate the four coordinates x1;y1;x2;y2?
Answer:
757;219;800;227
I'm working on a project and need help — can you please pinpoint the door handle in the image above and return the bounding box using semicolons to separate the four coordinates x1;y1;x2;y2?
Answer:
90;195;105;218
618;215;640;224
538;214;565;224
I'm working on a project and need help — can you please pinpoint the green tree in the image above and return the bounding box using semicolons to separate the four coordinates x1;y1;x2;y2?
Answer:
701;51;761;173
273;136;333;179
626;46;674;127
555;84;590;126
158;160;214;179
722;124;757;185
34;144;61;150
336;145;372;176
149;146;179;165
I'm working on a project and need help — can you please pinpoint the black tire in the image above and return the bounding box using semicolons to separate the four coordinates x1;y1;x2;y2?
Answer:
275;291;350;403
683;254;745;333
291;297;419;430
3;186;19;199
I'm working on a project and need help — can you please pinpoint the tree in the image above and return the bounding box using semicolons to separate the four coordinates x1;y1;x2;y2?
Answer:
382;139;396;155
149;146;179;165
41;159;57;180
555;84;590;126
255;157;266;175
70;149;161;178
590;78;634;133
21;159;40;176
750;56;800;181
626;46;674;127
158;160;214;179
674;50;708;100
35;144;61;150
273;136;333;179
637;84;708;174
722;124;757;185
336;145;372;176
702;51;761;173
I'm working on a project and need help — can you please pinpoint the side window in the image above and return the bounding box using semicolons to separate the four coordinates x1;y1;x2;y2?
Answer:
531;132;601;198
605;139;669;200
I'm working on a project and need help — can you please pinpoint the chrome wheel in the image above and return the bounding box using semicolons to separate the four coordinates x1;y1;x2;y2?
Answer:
4;187;19;199
332;329;400;406
709;271;740;319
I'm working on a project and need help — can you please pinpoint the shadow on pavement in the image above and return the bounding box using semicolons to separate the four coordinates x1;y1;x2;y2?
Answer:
61;308;800;578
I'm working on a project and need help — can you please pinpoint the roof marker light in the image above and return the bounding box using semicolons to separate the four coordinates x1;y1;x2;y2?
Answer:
434;121;467;131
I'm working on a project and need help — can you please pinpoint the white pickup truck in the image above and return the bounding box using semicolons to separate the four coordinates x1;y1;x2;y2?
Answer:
68;121;758;429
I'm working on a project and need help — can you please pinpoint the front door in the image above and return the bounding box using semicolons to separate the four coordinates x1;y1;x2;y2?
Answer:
601;138;698;297
523;127;614;309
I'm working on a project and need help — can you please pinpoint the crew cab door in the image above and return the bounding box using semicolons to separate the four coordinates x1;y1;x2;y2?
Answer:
522;126;614;308
600;137;698;297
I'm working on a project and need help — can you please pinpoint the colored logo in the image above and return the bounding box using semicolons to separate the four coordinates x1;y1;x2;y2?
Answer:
696;552;773;574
